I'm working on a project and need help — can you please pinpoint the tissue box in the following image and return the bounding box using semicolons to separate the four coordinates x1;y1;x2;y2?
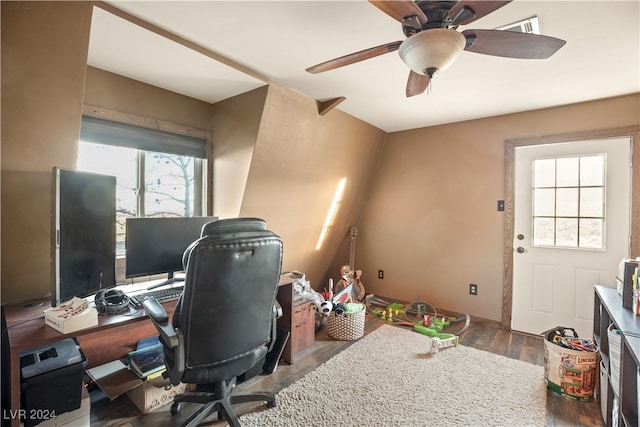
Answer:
126;381;194;414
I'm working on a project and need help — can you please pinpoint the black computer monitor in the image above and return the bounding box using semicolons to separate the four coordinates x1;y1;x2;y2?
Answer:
125;216;218;286
51;168;116;307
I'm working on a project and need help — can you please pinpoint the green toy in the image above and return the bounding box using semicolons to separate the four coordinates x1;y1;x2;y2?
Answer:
413;322;458;343
365;295;470;354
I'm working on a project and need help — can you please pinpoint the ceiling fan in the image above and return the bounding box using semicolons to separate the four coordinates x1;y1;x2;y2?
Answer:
306;1;566;97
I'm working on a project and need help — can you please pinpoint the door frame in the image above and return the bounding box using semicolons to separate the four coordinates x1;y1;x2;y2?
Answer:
501;126;640;330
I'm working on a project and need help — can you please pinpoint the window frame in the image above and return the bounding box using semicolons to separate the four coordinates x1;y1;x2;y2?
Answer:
81;105;212;210
79;106;212;281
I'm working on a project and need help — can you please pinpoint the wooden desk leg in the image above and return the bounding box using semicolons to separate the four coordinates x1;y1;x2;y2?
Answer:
9;350;21;427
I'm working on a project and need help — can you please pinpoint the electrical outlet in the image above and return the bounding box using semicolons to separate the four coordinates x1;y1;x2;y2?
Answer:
378;270;384;279
469;283;478;295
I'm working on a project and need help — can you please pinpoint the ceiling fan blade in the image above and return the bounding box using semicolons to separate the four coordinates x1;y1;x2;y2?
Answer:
369;0;427;25
306;41;402;74
462;29;566;59
406;71;430;97
449;1;511;26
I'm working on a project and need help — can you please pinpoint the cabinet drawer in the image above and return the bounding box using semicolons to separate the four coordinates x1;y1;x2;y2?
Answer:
291;316;316;356
292;302;314;321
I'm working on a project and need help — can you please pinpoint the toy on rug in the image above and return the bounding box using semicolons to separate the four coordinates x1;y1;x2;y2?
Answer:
365;295;470;354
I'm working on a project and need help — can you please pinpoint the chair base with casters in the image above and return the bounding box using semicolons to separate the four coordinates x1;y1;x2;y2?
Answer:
144;296;282;427
171;379;276;427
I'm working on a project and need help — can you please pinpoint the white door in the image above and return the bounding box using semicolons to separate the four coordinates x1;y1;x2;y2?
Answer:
512;137;631;337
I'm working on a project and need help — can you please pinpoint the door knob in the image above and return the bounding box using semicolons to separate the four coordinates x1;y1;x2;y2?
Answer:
516;247;525;253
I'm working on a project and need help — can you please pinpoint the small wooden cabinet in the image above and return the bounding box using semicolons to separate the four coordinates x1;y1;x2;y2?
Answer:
593;285;640;427
290;301;316;358
277;277;316;364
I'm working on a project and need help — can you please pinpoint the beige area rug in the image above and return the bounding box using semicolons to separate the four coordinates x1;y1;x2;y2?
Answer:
240;324;547;427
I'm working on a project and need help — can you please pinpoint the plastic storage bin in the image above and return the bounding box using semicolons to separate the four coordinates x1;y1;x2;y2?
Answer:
607;323;622;396
20;338;87;426
599;360;608;420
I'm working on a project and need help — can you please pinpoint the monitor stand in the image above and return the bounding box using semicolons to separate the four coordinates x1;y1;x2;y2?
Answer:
147;272;185;290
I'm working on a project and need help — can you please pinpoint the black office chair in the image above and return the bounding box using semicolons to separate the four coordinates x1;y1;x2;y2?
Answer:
143;218;284;427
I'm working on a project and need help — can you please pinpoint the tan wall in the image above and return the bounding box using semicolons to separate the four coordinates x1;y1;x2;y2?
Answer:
1;1;93;303
83;66;212;130
239;83;387;286
359;94;640;322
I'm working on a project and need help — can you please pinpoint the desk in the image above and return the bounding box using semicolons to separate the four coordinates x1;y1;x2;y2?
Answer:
3;277;296;427
2;296;176;427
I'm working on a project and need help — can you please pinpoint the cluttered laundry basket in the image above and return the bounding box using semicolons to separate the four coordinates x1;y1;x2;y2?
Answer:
326;304;365;341
543;326;599;401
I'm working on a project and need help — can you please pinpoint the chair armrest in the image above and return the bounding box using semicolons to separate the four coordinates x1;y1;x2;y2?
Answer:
273;300;283;319
143;297;169;323
142;298;179;349
268;301;283;352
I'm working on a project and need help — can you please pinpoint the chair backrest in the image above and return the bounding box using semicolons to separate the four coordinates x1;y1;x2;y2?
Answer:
176;218;283;370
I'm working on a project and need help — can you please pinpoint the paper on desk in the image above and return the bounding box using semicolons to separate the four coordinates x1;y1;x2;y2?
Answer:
86;360;142;400
86;360;126;380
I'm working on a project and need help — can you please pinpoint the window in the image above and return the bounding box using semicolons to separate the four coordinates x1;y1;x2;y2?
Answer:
77;116;207;255
532;154;606;250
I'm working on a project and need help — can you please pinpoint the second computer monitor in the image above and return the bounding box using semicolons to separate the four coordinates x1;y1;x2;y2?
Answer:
125;216;218;283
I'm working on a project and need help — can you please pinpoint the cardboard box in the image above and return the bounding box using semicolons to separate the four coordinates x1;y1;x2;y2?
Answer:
126;381;194;414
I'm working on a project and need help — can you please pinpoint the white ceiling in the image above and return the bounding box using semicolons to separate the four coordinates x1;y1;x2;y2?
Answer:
88;1;640;133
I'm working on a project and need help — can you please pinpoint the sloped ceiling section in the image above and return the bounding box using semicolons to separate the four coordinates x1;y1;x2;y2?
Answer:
89;1;640;132
88;5;266;104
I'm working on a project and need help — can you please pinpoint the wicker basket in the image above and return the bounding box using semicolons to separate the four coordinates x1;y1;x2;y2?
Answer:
326;309;365;341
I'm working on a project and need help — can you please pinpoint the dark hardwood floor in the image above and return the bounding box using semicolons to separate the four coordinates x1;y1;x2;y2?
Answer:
89;313;604;426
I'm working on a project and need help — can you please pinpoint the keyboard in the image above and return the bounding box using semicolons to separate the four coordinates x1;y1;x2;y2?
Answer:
129;286;184;309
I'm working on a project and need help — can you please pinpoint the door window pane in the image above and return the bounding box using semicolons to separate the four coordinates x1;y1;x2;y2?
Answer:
580;155;605;186
534;188;555;216
556;218;578;247
580;187;603;217
556;188;578;217
531;154;605;250
579;219;604;249
556;157;579;187
533;218;555;246
533;159;555;187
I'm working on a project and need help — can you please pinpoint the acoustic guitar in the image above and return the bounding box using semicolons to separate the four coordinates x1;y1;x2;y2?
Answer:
336;227;366;302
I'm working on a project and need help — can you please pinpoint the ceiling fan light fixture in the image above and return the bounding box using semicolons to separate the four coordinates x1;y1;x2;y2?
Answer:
398;29;466;76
